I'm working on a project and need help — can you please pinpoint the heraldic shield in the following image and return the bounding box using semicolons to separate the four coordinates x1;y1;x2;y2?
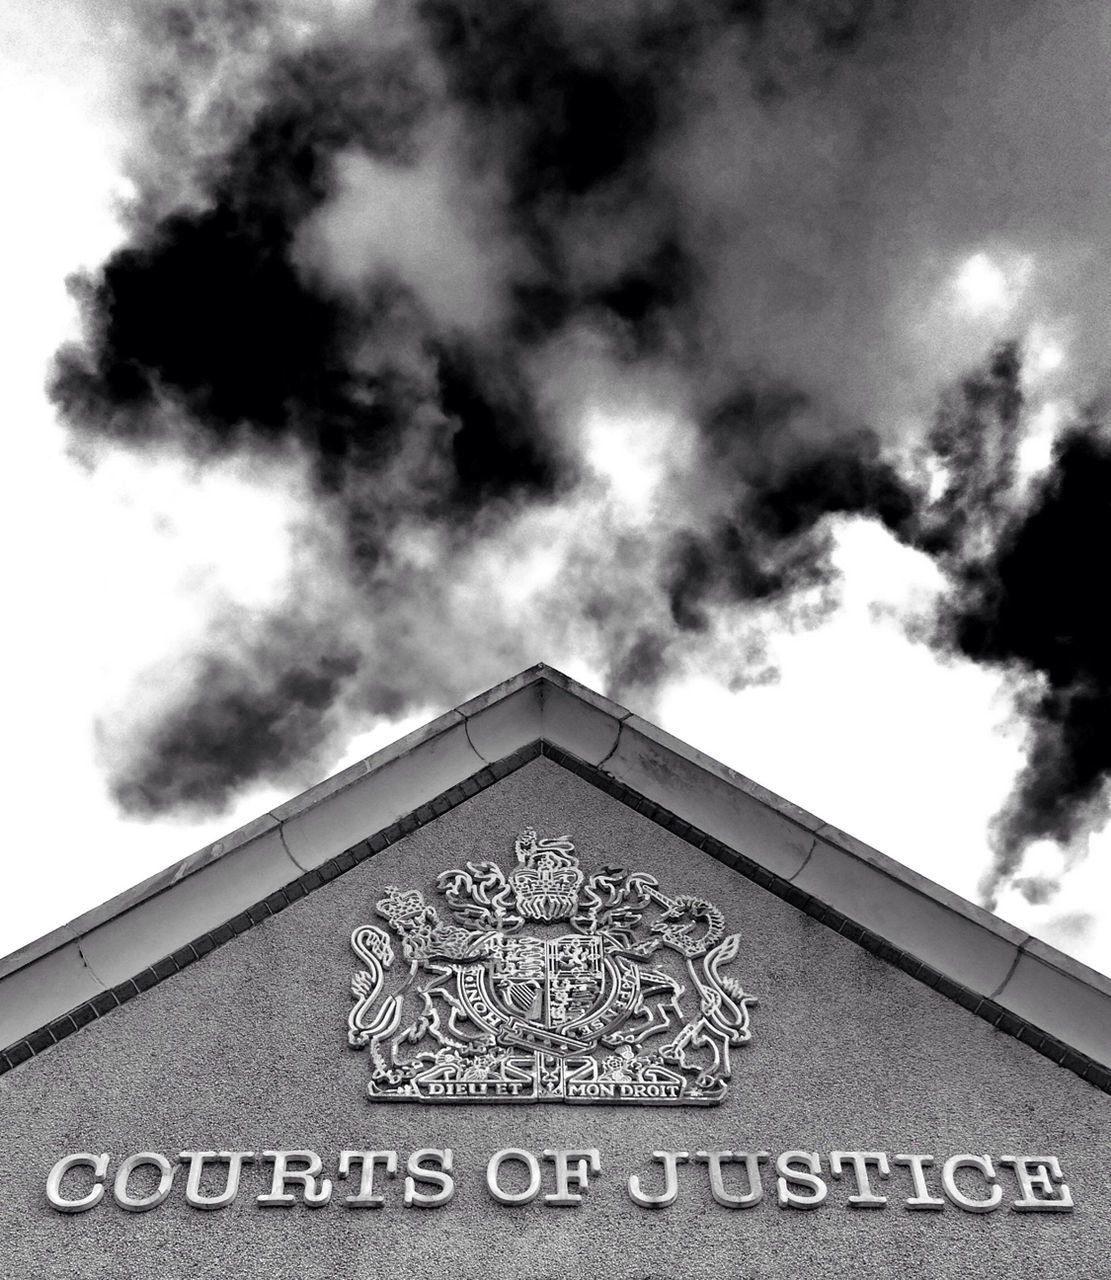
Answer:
346;829;756;1105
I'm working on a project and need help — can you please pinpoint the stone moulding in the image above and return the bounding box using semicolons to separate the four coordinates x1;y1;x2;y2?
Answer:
1;664;1109;1092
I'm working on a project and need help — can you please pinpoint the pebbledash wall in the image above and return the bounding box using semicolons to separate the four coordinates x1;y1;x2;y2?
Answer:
1;667;1109;1279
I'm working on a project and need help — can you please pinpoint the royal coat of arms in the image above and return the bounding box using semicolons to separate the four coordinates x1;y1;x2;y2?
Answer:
346;829;756;1105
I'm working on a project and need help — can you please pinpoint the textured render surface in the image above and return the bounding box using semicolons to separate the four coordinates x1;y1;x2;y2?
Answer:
1;758;1108;1280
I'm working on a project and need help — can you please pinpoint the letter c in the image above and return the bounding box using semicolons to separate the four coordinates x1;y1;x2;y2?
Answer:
46;1153;109;1213
942;1154;1002;1213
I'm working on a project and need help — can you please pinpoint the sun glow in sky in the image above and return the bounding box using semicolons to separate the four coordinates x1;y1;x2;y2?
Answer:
953;251;1033;318
581;406;697;520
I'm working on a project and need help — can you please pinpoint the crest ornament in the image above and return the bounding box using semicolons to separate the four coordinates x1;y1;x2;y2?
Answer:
346;828;756;1105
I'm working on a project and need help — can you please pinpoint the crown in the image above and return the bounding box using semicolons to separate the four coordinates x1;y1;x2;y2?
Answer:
375;885;427;926
509;828;583;922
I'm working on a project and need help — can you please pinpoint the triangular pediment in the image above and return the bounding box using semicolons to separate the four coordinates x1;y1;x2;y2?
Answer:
2;664;1108;1089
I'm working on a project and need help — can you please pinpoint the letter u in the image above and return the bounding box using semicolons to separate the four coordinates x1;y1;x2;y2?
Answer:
696;1151;768;1208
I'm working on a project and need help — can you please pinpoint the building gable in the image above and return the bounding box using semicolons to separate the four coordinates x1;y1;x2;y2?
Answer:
1;752;1107;1278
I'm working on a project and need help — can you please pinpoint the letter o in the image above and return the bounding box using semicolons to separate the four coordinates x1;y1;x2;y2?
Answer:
486;1148;542;1204
112;1152;176;1213
46;1153;109;1213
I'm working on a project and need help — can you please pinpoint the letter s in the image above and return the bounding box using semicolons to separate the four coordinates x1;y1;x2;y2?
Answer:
776;1151;828;1210
405;1149;454;1208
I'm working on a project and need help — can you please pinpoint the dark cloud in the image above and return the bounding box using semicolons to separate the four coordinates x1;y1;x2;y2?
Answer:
666;385;918;632
54;34;429;439
1012;875;1059;907
1013;875;1064;906
606;630;674;700
417;0;708;361
917;342;1025;563
52;27;575;543
55;0;908;816
933;421;1111;903
47;0;1111;915
102;615;361;817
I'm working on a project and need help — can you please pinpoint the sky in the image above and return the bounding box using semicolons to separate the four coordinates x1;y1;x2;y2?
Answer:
2;0;1111;980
